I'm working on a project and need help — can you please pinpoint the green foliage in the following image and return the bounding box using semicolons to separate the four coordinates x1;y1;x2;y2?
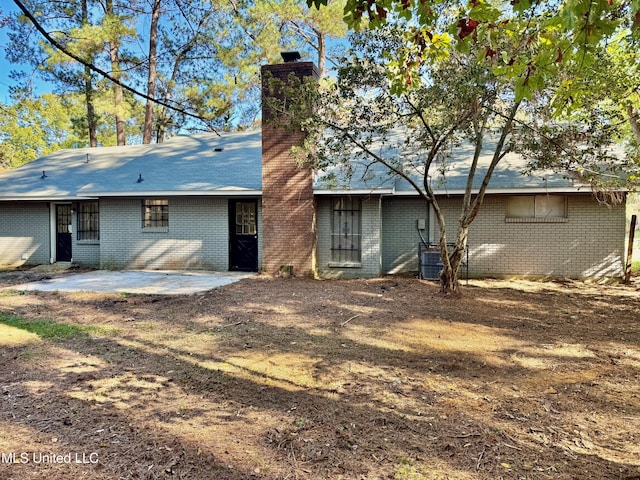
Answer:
298;26;519;175
294;27;528;293
0;92;85;168
309;0;638;106
303;0;639;195
235;0;348;80
299;24;633;292
511;29;640;192
2;0;350;145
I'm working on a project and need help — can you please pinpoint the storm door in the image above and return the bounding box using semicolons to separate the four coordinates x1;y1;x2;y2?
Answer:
56;204;72;262
229;200;258;271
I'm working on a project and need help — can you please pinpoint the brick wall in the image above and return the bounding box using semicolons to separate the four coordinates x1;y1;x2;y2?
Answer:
72;240;100;267
0;202;50;266
261;61;318;276
462;194;626;278
316;195;382;278
71;201;101;267
381;197;430;273
380;194;626;279
99;197;251;270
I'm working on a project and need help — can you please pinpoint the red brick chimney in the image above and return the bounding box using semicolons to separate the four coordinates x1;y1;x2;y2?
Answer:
261;53;318;276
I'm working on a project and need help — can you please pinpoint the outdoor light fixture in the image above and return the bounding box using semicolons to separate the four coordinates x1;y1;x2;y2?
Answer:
136;173;144;183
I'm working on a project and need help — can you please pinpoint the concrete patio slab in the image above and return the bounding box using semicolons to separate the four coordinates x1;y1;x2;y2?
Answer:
5;270;255;295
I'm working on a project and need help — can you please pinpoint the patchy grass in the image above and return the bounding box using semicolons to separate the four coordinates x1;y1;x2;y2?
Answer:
0;288;27;297
0;275;639;480
0;313;112;341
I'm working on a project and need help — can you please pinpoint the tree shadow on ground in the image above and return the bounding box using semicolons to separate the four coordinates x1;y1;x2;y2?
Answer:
1;276;639;479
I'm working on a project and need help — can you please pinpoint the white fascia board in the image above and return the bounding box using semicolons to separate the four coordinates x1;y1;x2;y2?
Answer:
313;188;395;195
391;186;598;196
82;189;263;197
0;196;98;201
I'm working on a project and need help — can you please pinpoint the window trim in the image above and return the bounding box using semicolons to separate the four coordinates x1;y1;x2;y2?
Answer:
505;195;568;223
142;199;169;229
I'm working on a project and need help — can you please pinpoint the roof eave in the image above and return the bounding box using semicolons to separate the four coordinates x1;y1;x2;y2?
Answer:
0;195;98;202
391;186;601;195
81;189;263;197
313;188;395;195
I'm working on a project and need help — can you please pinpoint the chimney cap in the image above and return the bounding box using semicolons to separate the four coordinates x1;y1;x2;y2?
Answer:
281;51;301;63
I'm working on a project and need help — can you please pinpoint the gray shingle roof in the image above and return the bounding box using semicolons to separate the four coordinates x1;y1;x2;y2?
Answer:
0;131;262;200
0;130;584;201
314;138;581;194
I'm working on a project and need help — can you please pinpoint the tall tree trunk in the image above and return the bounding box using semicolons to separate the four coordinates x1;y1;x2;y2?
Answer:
156;41;194;143
436;101;521;295
84;64;98;147
105;0;126;145
439;225;468;295
314;27;326;79
143;0;161;145
156;95;169;143
82;0;98;147
428;196;467;296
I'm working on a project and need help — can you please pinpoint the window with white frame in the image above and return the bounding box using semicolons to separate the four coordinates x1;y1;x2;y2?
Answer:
77;201;100;241
506;195;567;221
143;199;169;228
331;197;361;263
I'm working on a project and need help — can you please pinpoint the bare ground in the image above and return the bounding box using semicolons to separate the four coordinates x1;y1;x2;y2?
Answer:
0;271;639;479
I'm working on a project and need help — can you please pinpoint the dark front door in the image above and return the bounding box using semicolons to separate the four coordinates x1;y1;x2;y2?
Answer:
229;200;258;271
56;204;72;262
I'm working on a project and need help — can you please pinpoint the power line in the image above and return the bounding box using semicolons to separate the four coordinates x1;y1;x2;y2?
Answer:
11;0;220;136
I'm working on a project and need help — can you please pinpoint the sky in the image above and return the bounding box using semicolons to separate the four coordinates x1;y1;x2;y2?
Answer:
0;0;340;104
0;0;346;136
0;3;16;102
0;1;48;103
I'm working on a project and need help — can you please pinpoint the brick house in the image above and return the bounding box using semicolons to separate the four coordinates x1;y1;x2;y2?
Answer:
0;57;628;280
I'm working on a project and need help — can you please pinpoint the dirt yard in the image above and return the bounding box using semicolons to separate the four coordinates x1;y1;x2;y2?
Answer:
0;271;639;480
